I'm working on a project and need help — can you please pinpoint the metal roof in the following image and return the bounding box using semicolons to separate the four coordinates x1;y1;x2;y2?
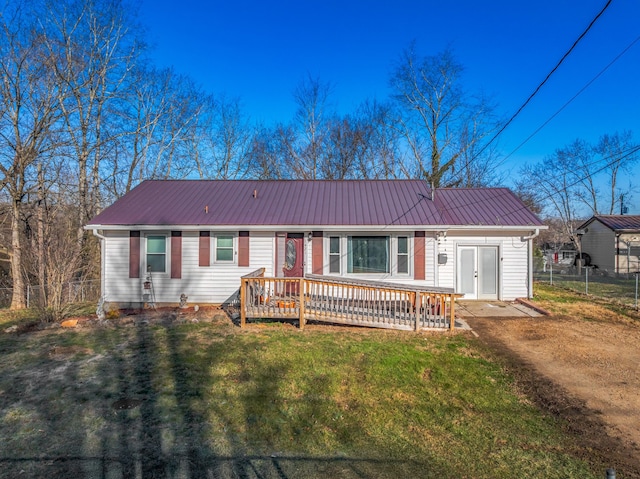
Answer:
584;215;640;232
87;180;544;229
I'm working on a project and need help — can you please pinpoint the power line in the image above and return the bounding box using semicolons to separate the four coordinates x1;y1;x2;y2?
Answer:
474;0;614;160
421;143;640;221
502;33;640;163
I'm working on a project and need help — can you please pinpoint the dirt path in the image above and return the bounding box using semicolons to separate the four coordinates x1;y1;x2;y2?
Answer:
467;314;640;477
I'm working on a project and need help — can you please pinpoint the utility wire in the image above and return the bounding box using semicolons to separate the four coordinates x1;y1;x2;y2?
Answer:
327;142;640;268
474;0;614;160
502;33;640;163
415;143;640;221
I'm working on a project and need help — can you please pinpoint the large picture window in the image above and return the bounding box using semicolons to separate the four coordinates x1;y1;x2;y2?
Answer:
146;235;166;273
348;236;389;274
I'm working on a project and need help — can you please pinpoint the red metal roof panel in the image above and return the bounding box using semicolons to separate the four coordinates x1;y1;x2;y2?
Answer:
588;215;640;231
87;180;544;228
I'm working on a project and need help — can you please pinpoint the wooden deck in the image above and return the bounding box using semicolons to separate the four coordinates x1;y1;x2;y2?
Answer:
240;270;460;332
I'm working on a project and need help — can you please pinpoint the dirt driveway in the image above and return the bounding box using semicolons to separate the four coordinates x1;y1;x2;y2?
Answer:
463;306;640;478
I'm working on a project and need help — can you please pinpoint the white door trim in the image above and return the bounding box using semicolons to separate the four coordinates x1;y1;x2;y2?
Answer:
457;245;499;300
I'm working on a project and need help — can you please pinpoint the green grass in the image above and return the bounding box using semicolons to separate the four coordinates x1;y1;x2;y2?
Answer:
0;314;598;478
536;273;640;307
534;282;640;322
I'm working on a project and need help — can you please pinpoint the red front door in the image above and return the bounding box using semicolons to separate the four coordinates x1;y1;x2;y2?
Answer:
283;234;304;278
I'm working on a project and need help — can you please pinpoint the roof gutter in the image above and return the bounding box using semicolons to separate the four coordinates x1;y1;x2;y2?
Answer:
521;228;540;241
85;224;548;233
92;229;106;240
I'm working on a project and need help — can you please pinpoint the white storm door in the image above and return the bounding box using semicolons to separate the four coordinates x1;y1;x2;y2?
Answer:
458;246;477;299
478;246;498;300
458;246;499;300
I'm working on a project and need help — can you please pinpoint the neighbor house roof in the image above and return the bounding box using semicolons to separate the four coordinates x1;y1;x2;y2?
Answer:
581;215;640;232
86;180;544;229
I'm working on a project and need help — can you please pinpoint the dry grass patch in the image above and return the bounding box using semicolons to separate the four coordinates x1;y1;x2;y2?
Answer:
533;283;640;324
0;309;603;478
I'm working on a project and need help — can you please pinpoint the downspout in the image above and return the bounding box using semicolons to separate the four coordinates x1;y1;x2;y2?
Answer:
522;228;540;299
92;229;106;300
616;234;620;274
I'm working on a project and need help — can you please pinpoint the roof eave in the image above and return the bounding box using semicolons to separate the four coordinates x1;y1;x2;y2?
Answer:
85;223;546;232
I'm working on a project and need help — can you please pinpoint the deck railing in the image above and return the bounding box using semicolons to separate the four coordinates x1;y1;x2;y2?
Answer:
240;271;460;332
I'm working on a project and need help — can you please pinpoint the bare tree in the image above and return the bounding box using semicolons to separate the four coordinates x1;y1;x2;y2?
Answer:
0;3;62;308
389;45;499;187
322;101;402;180
519;154;581;245
108;65;210;198
322;117;361;179
594;131;638;214
113;63;164;196
246;126;289;179
194;94;254;179
256;75;335;179
355;100;402;179
518;131;639;248
555;139;600;215
41;0;141;245
148;74;205;180
23;165;89;315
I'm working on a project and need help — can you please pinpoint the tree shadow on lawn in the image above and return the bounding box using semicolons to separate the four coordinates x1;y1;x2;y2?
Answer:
0;318;440;478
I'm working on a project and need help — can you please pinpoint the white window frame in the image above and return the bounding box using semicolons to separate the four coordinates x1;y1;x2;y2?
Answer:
395;235;411;276
324;233;412;278
214;233;237;264
347;235;390;275
144;233;168;276
329;236;341;274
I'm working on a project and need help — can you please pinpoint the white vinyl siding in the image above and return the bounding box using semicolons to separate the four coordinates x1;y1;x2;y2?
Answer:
103;230;141;304
442;233;530;301
499;237;528;300
100;229;533;305
249;232;275;277
425;235;437;285
580;220;616;272
102;230;277;306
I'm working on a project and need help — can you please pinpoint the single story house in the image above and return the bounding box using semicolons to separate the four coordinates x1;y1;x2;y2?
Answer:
578;215;640;274
540;242;577;266
85;180;545;308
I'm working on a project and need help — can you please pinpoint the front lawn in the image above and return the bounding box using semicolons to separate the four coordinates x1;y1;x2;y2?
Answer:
533;282;640;322
0;311;598;478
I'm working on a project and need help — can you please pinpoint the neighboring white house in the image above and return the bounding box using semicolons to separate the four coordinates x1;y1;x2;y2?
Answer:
540;242;577;267
85;180;546;308
578;215;640;274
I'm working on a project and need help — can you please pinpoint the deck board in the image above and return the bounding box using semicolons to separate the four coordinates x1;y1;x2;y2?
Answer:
241;272;459;331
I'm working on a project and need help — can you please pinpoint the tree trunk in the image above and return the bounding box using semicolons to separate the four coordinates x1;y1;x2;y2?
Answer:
37;164;46;307
10;200;26;309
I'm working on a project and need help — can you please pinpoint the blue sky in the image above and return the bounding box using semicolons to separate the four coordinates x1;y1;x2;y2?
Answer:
139;0;640;207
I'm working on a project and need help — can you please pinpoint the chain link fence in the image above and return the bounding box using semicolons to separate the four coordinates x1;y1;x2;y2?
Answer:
0;279;101;309
534;257;640;309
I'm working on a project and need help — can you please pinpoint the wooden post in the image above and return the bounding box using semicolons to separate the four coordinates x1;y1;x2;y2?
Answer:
449;295;456;331
299;277;305;330
240;279;247;328
414;292;422;332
